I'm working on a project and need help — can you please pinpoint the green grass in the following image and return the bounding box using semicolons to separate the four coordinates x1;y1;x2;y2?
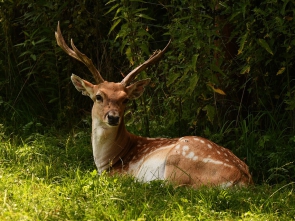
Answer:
0;132;294;220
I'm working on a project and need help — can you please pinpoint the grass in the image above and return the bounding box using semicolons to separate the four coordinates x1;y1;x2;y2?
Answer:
0;132;295;220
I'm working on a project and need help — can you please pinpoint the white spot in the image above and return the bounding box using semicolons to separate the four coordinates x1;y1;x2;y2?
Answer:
225;159;229;162
202;158;224;165
145;148;151;153
224;153;228;157
186;151;195;159
217;151;221;155
220;182;233;188
200;140;205;144
182;145;189;157
193;137;200;141
175;144;180;149
207;144;212;149
193;156;198;161
182;145;189;151
179;137;184;141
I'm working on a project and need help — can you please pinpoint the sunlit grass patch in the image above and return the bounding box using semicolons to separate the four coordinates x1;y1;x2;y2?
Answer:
0;134;294;220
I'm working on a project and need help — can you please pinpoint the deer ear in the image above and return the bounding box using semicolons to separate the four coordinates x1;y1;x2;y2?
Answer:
71;74;94;97
126;78;151;100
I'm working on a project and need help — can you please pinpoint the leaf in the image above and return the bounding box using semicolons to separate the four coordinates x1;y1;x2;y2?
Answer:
210;63;225;76
207;83;226;95
191;54;199;71
213;88;226;95
229;11;241;22
48;98;58;104
19;50;33;57
136;13;155;21
30;54;36;61
104;3;119;15
238;32;248;55
137;29;153;39
23;31;30;37
284;16;293;21
277;67;285;75
167;73;181;86
186;74;199;95
203;105;215;124
258;39;273;55
139;43;150;57
108;18;121;35
134;8;148;14
125;47;134;65
241;2;248;19
105;0;117;5
240;65;251;74
35;37;47;45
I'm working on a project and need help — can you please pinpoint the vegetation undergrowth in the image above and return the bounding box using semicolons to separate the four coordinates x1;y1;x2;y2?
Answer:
0;133;294;220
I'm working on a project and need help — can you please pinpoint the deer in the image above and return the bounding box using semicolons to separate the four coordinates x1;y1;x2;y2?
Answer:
55;22;253;188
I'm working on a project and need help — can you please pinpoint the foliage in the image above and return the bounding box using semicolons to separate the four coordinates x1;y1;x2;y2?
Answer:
0;0;295;184
0;0;119;132
219;0;295;184
0;134;295;220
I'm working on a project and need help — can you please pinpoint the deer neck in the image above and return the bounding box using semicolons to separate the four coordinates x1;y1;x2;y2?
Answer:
91;117;134;173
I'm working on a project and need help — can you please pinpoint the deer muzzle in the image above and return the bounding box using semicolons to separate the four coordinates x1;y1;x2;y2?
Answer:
106;111;120;126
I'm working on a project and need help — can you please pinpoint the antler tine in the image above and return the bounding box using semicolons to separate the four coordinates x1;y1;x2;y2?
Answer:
55;21;104;84
121;40;171;86
69;40;104;84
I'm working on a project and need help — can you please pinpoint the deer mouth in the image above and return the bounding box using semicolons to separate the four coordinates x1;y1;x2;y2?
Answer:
107;120;119;127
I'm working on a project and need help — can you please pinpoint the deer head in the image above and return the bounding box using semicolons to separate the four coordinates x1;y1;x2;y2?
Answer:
70;74;151;127
55;21;170;127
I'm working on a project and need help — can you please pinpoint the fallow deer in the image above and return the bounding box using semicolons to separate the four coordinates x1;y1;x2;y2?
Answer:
55;22;253;188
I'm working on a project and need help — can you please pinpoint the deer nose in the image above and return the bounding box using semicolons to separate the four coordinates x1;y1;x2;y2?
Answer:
107;112;120;126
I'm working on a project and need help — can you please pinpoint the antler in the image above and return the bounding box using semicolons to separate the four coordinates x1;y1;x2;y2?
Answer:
55;21;104;84
121;40;171;86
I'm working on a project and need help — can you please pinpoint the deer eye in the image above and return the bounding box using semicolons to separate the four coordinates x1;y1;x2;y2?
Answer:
96;94;103;102
123;98;129;104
